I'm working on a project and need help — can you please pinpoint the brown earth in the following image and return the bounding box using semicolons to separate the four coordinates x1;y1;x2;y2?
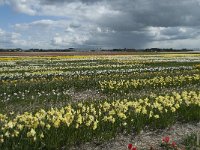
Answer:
0;52;151;56
70;122;200;150
0;51;199;57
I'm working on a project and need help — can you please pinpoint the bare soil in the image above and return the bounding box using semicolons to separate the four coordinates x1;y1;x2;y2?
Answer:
0;52;151;56
70;122;200;150
1;51;199;57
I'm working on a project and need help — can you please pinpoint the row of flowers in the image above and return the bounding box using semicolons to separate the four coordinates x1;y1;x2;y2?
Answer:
0;90;199;149
0;65;194;80
100;74;200;93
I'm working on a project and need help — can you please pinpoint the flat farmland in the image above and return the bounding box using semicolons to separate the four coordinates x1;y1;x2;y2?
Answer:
0;52;200;149
0;51;151;56
1;51;200;56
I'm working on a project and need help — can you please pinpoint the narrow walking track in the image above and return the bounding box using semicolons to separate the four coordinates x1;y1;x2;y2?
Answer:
71;122;200;150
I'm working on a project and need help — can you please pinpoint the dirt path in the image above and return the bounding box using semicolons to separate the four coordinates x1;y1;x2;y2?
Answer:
71;122;200;150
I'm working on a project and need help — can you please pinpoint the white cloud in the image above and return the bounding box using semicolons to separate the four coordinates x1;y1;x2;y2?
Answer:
0;28;25;48
5;0;39;15
52;34;89;47
148;26;200;41
14;19;67;30
147;36;200;49
12;19;94;48
0;28;5;35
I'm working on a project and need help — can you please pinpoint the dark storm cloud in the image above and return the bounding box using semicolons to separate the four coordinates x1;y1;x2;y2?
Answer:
41;0;200;27
132;1;200;27
94;0;200;29
85;30;152;48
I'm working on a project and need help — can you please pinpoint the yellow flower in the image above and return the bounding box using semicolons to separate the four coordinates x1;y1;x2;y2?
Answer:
40;121;45;127
175;103;180;109
14;130;19;137
46;124;51;130
27;129;36;137
141;108;147;114
154;115;159;119
77;114;83;125
40;132;44;138
5;131;10;137
117;112;127;119
171;107;176;112
7;121;14;128
0;138;4;143
53;120;60;128
93;120;99;130
123;122;127;126
17;124;24;130
75;123;79;129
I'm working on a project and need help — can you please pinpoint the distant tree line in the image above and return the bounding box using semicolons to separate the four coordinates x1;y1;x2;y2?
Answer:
101;48;193;52
0;48;194;52
0;48;74;52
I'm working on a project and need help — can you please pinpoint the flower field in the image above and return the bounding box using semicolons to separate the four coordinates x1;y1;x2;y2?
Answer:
0;53;200;149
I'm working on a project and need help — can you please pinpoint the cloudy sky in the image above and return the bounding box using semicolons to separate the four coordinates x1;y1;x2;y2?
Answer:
1;0;200;49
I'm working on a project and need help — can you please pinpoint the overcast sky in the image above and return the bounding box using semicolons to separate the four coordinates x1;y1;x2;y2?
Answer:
1;0;200;49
